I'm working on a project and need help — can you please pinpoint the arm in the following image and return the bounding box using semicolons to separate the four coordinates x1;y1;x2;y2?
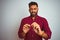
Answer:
38;31;48;39
18;19;30;38
42;18;52;39
32;18;52;39
18;19;25;38
31;22;49;39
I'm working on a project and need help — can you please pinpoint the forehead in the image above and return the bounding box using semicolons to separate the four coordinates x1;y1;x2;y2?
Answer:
29;5;38;8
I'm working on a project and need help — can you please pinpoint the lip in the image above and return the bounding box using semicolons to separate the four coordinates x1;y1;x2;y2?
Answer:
32;13;35;14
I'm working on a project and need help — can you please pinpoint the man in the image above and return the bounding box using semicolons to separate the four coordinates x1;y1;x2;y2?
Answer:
18;2;52;40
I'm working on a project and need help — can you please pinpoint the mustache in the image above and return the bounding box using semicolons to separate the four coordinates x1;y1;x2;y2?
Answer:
31;12;36;13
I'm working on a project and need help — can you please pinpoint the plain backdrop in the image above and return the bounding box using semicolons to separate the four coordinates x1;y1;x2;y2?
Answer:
1;0;60;40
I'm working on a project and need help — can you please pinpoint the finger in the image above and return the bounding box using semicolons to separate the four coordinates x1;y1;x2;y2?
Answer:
31;23;36;28
27;24;30;28
25;24;30;27
31;22;36;25
23;26;29;31
23;24;29;29
33;22;37;25
23;25;28;29
37;28;39;32
34;26;40;32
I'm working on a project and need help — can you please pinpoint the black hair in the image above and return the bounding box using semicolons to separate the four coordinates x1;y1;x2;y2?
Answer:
29;1;38;7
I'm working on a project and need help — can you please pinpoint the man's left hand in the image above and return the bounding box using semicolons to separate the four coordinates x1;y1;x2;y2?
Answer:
31;22;44;36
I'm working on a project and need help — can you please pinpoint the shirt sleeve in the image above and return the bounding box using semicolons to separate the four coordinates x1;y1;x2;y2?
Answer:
18;19;25;38
42;18;52;40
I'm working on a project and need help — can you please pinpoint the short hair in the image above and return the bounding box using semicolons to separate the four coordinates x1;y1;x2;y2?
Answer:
28;1;38;7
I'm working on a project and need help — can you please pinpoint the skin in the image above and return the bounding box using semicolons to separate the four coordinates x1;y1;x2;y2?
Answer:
29;5;38;17
22;5;48;39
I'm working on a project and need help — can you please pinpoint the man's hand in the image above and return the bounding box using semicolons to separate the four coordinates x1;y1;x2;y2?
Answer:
23;24;30;34
31;22;41;34
31;22;48;38
31;22;43;35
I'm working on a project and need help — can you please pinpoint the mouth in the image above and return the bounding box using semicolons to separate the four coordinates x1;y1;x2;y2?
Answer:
30;12;37;17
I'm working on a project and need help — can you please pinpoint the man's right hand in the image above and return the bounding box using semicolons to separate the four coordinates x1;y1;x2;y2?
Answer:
23;24;30;34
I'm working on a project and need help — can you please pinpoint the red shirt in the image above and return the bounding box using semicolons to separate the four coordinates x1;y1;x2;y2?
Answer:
18;15;52;40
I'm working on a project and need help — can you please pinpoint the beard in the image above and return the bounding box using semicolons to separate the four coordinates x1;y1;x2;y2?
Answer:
30;12;37;17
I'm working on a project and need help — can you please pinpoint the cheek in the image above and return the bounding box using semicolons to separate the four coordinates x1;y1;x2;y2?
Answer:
36;9;38;12
34;9;38;12
29;9;32;12
35;10;38;12
30;10;33;12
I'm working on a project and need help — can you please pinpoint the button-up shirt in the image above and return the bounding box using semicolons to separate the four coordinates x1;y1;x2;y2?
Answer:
18;15;52;40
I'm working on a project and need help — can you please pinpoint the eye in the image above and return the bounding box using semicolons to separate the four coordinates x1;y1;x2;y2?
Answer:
34;8;37;10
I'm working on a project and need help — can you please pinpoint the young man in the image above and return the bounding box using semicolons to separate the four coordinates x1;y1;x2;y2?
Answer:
18;2;52;40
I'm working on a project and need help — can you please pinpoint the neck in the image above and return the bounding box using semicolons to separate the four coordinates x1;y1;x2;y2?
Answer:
32;16;35;20
30;14;38;21
31;15;36;21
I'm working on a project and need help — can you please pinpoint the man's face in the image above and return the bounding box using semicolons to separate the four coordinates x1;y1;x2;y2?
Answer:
29;5;38;17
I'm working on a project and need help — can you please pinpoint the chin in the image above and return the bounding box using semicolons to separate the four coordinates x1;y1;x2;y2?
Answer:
31;14;37;17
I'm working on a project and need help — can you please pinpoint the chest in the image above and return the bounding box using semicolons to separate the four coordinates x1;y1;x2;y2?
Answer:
24;18;43;30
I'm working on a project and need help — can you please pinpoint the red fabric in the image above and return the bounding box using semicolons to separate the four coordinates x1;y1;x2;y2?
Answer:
18;15;52;40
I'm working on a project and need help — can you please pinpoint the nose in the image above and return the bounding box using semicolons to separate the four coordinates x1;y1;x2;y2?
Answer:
32;9;35;12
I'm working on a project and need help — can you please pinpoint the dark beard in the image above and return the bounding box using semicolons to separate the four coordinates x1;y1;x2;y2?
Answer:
30;12;37;17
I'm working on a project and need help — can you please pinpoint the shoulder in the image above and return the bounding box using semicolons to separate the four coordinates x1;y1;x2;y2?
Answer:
38;16;48;22
21;16;30;21
38;16;47;20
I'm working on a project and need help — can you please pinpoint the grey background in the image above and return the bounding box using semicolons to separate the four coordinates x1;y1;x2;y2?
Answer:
1;0;60;40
